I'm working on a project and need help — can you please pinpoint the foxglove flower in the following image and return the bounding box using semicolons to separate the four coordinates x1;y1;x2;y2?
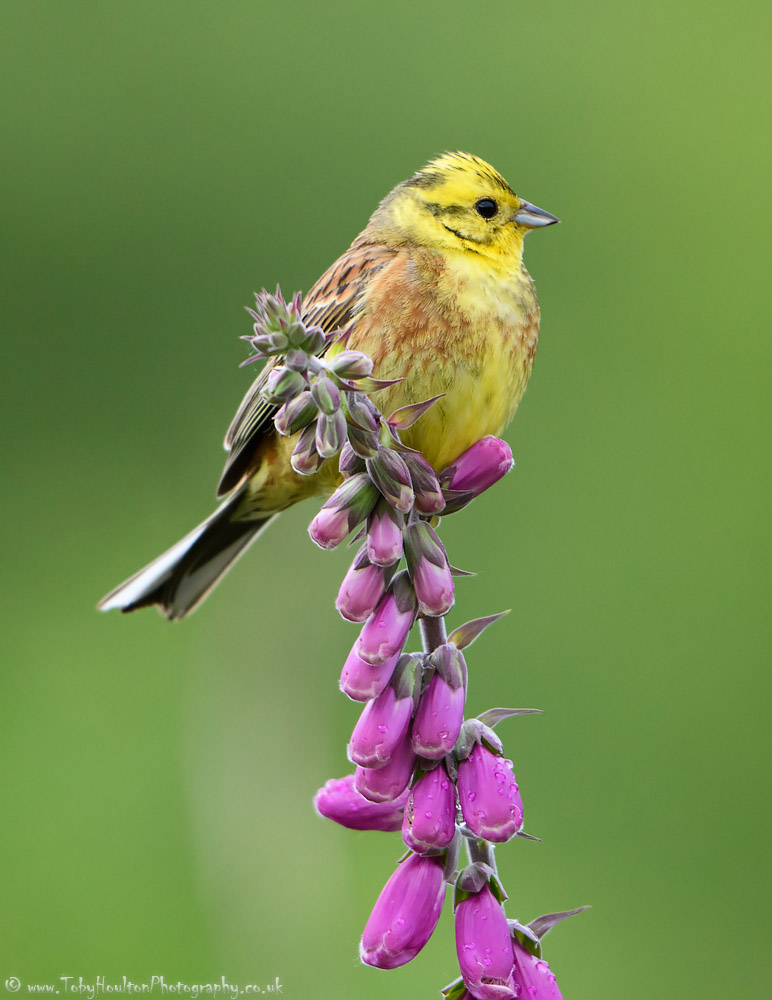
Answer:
336;547;393;623
356;571;417;665
339;648;401;703
291;421;323;475
456;881;516;999
404;453;446;515
405;521;454;616
402;761;456;854
360;852;446;969
512;939;564;999
348;659;417;768
314;774;408;832
366;500;404;567
442;436;514;498
457;744;523;843
366;447;415;513
355;728;416;802
308;473;378;549
411;644;466;758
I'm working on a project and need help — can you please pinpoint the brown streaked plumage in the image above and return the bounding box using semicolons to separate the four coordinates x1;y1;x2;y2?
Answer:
98;152;557;619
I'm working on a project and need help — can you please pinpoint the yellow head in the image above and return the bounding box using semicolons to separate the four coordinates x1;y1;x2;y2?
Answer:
366;152;558;259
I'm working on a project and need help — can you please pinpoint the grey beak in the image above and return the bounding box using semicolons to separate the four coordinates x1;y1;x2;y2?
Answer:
513;201;560;229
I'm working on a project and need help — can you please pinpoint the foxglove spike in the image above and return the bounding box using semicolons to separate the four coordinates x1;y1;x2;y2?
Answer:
402;761;456;854
455;883;516;999
336;547;393;623
314;774;408;832
359;853;446;969
339;648;400;703
457;744;523;843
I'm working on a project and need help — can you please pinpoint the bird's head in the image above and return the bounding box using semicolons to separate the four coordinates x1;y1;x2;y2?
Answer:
366;152;558;258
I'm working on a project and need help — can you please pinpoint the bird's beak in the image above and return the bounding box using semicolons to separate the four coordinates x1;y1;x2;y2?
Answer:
513;201;560;229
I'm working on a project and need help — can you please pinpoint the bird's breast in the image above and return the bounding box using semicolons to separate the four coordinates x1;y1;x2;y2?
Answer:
349;247;540;471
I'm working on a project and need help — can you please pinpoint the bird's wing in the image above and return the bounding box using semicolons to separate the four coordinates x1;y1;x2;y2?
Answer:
217;240;395;496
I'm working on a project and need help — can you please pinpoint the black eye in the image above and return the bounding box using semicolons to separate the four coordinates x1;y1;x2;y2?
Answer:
475;198;498;219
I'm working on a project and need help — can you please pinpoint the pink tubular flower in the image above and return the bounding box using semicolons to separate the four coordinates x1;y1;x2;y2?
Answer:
366;501;404;566
411;645;466;759
456;884;516;999
339;647;399;703
348;669;415;768
336;547;392;623
405;521;454;617
355;729;416;803
402;762;456;854
512;939;564;999
308;474;378;549
360;853;446;969
356;571;417;666
443;437;514;497
314;774;408;832
457;744;524;843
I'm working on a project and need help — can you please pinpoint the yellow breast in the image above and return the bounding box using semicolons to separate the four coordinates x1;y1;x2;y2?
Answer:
351;246;540;471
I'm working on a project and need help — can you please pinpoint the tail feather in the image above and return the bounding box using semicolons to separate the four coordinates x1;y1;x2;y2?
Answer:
98;496;276;620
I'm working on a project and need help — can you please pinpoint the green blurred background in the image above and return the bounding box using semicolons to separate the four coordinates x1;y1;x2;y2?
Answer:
2;1;770;996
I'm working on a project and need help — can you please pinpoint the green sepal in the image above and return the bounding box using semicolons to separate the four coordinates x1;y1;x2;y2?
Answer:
441;977;467;1000
476;707;543;728
447;611;510;650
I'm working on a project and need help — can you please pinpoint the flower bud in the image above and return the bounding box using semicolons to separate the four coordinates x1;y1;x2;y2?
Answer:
457;744;523;843
314;773;408;832
315;409;347;458
308;474;379;549
442;437;514;497
455;883;516;999
248;330;289;355
310;375;342;415
339;440;366;475
347;423;381;458
356;571;417;665
405;453;446;515
346;393;380;432
360;853;446;969
340;648;400;703
274;391;317;436
366;501;404;567
405;521;454;616
411;646;466;758
329;349;374;380
511;939;564;999
402;762;456;854
264;365;306;401
348;662;416;768
291;422;324;475
355;728;416;802
367;448;415;513
336;547;393;623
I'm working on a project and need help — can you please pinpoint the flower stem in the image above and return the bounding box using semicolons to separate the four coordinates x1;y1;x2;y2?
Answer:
419;614;448;653
467;836;498;874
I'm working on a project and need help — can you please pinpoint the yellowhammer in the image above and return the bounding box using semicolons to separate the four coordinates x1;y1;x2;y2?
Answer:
99;152;558;619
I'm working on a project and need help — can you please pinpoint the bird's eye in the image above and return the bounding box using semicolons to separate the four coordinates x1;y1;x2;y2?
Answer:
475;198;498;219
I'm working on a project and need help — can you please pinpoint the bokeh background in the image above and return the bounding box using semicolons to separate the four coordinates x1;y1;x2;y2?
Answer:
2;1;770;996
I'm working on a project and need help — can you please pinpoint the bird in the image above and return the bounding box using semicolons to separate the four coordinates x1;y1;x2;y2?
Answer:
98;152;558;620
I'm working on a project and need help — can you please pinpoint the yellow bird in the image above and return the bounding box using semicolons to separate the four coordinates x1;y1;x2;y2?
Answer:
99;152;558;619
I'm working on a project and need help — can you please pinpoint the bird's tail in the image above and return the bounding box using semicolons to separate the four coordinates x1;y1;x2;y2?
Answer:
97;492;276;620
